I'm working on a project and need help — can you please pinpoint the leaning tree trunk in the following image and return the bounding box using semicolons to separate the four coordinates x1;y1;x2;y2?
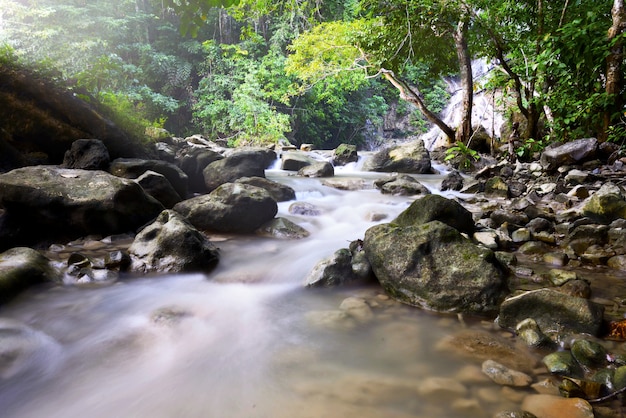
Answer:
380;69;456;141
453;18;473;144
602;0;625;141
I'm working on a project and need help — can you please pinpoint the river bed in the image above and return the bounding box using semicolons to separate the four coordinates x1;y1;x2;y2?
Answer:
0;157;624;417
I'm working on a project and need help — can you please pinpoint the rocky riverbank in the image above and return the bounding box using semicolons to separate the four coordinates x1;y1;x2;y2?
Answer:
2;134;626;416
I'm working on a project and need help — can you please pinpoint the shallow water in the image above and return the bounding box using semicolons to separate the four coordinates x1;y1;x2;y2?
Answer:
1;157;620;418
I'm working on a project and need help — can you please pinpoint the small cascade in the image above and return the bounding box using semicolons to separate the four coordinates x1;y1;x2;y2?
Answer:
421;59;505;151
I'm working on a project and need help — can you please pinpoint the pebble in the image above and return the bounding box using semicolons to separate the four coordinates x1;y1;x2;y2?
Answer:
521;394;594;418
482;359;533;386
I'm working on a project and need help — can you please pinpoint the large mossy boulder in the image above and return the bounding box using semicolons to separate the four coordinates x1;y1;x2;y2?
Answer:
235;176;296;202
203;148;275;192
332;143;358;166
173;182;278;233
363;220;508;314
392;194;475;234
363;140;432;174
128;210;219;273
0;166;164;249
0;247;58;304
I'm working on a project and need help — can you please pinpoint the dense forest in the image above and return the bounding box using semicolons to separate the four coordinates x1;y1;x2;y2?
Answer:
0;0;624;153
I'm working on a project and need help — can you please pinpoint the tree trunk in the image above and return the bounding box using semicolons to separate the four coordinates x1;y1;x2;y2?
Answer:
602;0;625;141
380;69;456;141
453;18;473;144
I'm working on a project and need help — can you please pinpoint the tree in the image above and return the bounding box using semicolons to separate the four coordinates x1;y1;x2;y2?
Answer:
603;0;626;140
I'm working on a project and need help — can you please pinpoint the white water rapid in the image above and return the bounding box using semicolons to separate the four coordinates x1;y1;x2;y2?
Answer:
0;156;522;418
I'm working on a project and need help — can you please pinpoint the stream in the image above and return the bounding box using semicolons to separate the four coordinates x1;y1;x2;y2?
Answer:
0;154;620;418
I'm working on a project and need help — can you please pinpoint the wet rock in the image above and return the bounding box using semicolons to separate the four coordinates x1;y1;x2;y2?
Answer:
582;183;626;223
110;158;189;200
516;318;553;348
256;217;310;239
497;288;605;337
607;255;626;270
548;269;578;286
474;229;499;249
150;306;192;326
128;210;219;273
482;359;533;386
570;339;608;368
0;247;58;303
135;170;182;208
362;140;432;174
321;178;367;191
364;220;507;314
104;250;131;271
305;245;373;287
203;149;273;192
0;166;164;249
339;297;374;322
540;137;598;171
485;176;509;198
288;201;322;216
512;228;532;243
392;194;475;235
374;174;430;196
440;170;464;191
613;365;626;390
177;148;223;192
542;351;581;376
526;217;555;234
521;394;593;418
281;151;317;171
332;143;358;166
491;210;529;229
173;183;277;233
298;161;334;177
235;176;296;202
517;241;553;256
61;138;110;170
493;411;538;418
543;252;569;267
556;279;591;299
436;330;539;373
305;310;356;331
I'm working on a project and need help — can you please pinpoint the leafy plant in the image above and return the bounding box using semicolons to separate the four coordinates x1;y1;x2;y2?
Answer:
444;141;480;170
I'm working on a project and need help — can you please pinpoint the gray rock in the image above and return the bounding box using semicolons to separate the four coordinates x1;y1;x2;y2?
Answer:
0;166;164;248
203;149;274;192
497;288;605;337
374;174;430;196
481;359;533;386
440;170;464;191
0;247;58;303
542;351;581;376
61;138;110;170
235;176;296;202
540;137;598;171
135;170;182;208
516;318;553;348
305;244;373;287
332;143;358;166
392;194;475;235
298;161;334;177
582;182;626;223
177;148;223;192
110;158;189;199
280;151;317;171
565;169;589;185
256;217;310;239
570;339;608;368
491;210;529;228
362;140;432;174
484;176;509;198
364;220;507;314
129;210;219;273
173;182;277;233
288;202;322;216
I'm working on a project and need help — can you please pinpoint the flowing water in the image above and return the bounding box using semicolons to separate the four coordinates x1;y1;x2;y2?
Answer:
0;155;589;418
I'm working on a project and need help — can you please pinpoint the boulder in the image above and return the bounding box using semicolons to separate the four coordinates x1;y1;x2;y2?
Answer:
540;137;598;171
203;149;274;192
226;146;277;168
135;170;182;209
332;143;358;166
374;175;431;196
110;158;189;200
177;147;223;192
256;217;310;239
0;247;58;303
173;182;278;233
61;138;110;170
582;182;626;223
0;166;164;249
440;170;464;191
484;176;509;198
362;140;432;174
298;161;334;177
305;243;373;287
235;176;296;202
363;220;508;314
128;210;219;273
392;194;475;235
497;288;605;337
281;151;317;171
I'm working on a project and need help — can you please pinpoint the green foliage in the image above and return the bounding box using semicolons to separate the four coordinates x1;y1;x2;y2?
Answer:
515;137;547;161
444;141;479;170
